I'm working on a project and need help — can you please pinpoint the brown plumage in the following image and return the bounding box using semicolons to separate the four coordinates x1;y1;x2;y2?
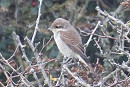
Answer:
50;18;89;63
50;18;97;77
49;18;98;78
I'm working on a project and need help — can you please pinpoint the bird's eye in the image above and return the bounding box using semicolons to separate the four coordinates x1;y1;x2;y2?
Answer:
55;25;63;28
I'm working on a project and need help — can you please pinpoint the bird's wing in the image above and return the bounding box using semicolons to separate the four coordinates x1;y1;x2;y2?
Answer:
59;30;85;57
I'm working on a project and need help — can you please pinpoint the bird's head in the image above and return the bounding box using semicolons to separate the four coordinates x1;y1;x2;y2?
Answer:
48;18;71;32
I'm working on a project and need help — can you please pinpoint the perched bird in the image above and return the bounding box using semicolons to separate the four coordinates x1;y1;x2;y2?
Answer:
49;18;97;77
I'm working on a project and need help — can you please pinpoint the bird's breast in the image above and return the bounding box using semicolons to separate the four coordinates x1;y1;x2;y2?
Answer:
54;33;75;58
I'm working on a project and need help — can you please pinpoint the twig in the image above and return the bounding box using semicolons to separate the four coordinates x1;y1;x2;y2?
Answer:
0;63;12;86
103;68;120;82
108;77;128;87
25;37;53;87
80;30;118;40
63;64;91;87
31;0;44;43
94;38;103;54
95;6;128;28
84;21;101;48
111;62;130;73
0;82;5;87
0;53;33;86
8;45;19;61
39;36;53;53
12;32;42;87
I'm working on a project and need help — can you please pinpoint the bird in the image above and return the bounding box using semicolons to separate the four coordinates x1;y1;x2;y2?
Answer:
49;18;97;77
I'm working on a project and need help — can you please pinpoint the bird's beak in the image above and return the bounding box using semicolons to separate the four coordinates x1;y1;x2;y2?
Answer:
48;27;52;31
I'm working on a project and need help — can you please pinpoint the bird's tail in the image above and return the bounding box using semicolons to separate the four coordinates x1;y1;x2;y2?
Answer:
77;54;98;79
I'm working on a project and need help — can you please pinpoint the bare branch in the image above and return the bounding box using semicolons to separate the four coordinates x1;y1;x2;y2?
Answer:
84;21;101;48
31;0;44;43
25;36;53;87
12;32;42;87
